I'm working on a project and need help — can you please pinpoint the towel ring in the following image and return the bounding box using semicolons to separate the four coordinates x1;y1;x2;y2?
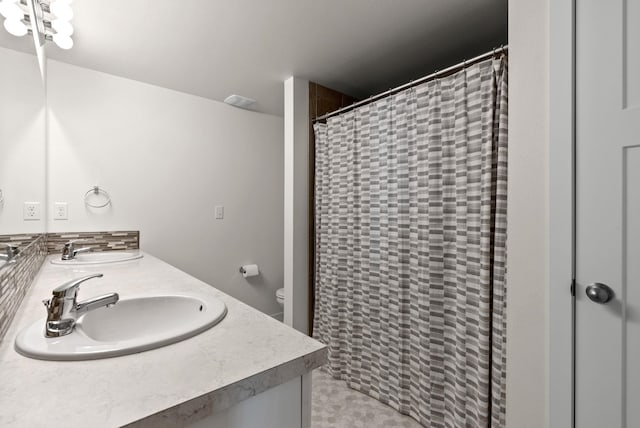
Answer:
84;186;111;208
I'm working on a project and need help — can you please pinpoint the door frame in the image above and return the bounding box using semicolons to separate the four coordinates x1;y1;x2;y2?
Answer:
549;0;576;426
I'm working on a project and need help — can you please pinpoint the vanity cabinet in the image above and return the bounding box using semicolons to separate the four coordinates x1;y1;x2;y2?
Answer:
0;253;325;428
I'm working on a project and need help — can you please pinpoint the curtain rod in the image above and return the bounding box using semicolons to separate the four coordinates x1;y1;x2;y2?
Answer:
312;45;508;123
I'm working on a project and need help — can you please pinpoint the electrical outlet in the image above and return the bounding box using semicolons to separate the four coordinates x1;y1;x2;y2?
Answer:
54;202;68;220
23;202;41;220
215;205;224;219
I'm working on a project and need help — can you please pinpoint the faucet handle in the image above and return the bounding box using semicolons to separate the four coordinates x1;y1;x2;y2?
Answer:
3;243;19;257
52;273;104;298
63;239;85;248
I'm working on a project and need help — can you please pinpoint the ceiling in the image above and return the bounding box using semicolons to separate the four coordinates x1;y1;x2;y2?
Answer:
0;0;507;116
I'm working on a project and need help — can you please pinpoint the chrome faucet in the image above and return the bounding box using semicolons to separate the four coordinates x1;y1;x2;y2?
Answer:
42;273;119;338
61;239;92;261
0;244;20;262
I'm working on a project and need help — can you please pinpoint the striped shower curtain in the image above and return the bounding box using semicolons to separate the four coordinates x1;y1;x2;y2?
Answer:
313;56;508;427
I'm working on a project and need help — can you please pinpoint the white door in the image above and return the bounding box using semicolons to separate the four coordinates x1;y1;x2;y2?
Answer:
576;0;640;426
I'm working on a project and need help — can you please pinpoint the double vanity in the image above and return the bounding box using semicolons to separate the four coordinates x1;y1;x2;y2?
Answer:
0;250;326;427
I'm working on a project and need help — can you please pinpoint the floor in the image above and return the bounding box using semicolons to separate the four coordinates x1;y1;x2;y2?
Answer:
311;369;423;428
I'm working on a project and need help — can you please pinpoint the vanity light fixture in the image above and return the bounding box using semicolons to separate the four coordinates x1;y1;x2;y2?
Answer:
0;0;74;50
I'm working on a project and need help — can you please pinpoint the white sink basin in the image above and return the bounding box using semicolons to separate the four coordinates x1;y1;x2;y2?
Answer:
50;251;143;265
15;294;227;361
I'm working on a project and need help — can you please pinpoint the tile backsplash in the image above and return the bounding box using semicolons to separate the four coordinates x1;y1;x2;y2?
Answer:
0;231;140;342
46;231;139;255
0;235;47;341
0;233;42;248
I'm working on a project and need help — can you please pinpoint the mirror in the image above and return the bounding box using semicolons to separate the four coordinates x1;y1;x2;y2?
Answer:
0;38;47;246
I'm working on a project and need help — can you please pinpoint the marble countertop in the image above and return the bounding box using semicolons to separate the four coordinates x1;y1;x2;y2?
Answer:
0;253;326;427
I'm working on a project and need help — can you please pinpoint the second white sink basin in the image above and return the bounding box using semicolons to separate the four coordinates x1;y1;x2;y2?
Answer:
50;251;143;265
15;293;227;361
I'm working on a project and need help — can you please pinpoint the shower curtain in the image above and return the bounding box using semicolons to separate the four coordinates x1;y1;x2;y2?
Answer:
313;56;507;428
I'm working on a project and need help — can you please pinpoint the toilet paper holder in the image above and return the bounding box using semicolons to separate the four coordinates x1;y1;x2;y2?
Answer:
239;264;260;277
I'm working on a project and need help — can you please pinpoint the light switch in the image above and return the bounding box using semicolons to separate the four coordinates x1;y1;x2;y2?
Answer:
215;205;224;219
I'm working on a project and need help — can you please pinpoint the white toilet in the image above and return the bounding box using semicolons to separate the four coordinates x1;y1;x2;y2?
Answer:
276;288;285;308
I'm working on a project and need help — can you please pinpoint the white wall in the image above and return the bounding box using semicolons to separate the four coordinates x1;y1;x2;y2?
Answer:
0;47;46;234
283;76;309;334
46;60;284;316
283;77;312;427
506;1;550;426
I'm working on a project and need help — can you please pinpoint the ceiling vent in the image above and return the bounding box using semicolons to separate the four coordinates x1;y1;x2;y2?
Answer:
224;94;256;109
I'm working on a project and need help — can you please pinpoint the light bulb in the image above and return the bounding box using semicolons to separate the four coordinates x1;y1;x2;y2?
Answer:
3;18;27;36
0;1;23;21
52;33;73;49
50;1;73;20
51;18;73;35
